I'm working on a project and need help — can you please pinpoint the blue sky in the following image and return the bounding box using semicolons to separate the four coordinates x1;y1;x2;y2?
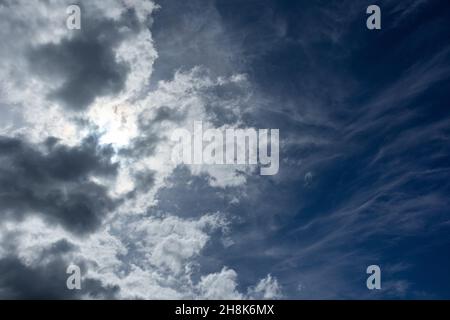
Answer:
0;0;449;299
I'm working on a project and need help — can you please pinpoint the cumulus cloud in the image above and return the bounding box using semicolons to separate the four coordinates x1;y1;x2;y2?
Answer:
197;267;243;300
0;0;269;299
2;0;446;300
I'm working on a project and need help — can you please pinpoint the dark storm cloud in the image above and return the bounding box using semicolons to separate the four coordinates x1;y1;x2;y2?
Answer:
0;135;119;234
27;8;141;111
0;254;119;299
0;202;119;300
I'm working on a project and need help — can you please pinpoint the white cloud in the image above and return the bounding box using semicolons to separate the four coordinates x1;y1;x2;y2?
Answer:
247;274;282;299
197;267;244;300
0;0;284;299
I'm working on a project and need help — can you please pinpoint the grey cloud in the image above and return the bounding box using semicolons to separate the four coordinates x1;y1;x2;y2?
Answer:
118;132;161;159
0;231;116;299
152;105;187;123
0;135;119;234
0;255;118;299
124;169;156;200
27;9;141;111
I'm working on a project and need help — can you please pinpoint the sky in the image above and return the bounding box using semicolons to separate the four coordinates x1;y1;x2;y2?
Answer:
0;0;449;299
